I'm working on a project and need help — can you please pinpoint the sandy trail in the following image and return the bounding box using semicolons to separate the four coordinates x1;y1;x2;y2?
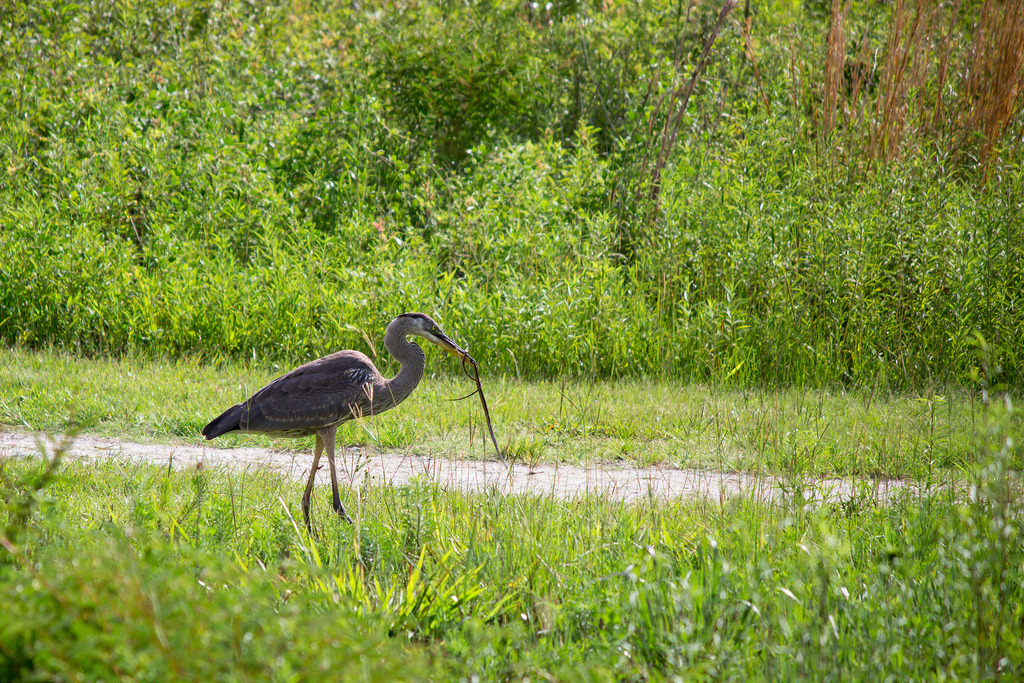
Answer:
0;430;922;505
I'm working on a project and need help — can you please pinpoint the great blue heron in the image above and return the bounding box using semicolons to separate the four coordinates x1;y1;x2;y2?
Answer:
201;313;469;529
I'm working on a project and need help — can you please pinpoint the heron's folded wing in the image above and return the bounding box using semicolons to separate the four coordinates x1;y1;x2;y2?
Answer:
238;351;377;433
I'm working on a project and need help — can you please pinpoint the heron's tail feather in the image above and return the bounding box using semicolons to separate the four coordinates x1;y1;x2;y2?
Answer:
202;405;243;440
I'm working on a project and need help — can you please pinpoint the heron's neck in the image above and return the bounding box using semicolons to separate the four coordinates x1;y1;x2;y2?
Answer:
379;324;425;410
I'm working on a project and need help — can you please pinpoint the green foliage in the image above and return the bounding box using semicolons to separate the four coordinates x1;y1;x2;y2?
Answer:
371;4;550;167
1;0;1022;388
1;395;1022;680
0;502;430;681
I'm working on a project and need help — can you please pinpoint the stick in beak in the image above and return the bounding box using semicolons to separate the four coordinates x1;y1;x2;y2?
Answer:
431;326;503;463
460;352;503;463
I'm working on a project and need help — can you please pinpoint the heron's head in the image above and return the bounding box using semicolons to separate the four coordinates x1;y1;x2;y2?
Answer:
393;313;468;360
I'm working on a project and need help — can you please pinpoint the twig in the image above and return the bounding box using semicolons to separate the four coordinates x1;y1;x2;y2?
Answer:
644;0;738;219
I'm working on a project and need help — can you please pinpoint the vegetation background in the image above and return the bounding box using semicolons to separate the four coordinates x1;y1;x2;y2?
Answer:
1;0;1021;388
2;0;1024;681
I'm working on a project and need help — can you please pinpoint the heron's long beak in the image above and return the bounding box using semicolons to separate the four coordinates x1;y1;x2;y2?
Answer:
430;329;470;361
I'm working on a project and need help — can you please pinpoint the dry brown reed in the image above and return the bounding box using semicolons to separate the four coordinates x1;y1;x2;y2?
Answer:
958;0;1024;168
823;0;852;139
819;0;1024;177
871;0;928;163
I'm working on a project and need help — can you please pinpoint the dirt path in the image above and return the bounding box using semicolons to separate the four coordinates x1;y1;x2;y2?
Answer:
1;430;915;505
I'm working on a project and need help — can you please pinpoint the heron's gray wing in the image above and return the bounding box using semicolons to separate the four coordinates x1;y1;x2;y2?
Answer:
236;351;379;433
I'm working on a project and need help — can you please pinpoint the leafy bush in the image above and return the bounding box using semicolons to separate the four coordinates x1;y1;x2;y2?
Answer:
1;0;1021;388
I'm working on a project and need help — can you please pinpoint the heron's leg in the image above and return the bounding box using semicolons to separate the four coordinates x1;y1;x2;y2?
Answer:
322;426;353;524
302;433;325;532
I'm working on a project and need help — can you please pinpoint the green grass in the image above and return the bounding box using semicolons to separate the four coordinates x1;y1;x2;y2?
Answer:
2;346;1010;479
2;395;1022;681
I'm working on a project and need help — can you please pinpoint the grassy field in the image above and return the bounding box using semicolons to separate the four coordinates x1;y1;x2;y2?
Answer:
2;347;1023;680
2;399;1022;682
0;347;1007;479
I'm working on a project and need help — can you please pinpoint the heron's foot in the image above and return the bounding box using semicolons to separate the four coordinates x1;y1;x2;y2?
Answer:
333;502;354;524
